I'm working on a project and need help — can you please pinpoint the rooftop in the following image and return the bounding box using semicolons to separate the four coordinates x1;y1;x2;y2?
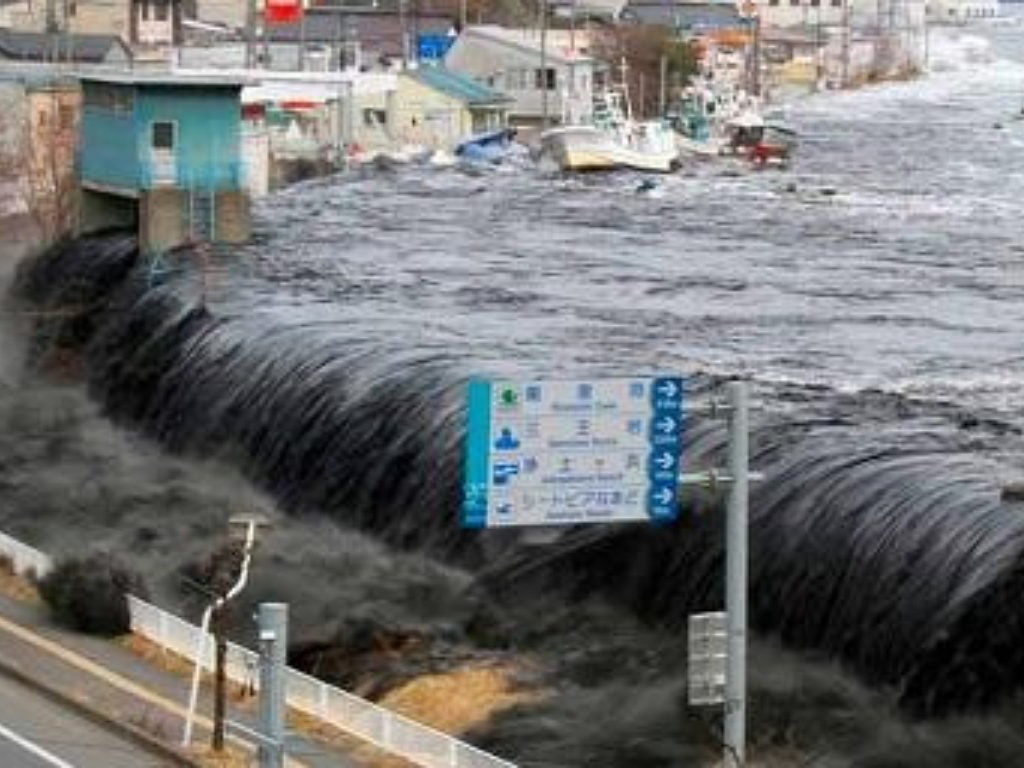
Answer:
458;25;594;64
408;64;512;105
620;1;742;28
264;9;452;57
80;71;254;88
0;29;129;63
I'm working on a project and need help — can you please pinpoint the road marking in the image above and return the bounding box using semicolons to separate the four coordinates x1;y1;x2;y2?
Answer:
0;719;76;768
0;613;308;768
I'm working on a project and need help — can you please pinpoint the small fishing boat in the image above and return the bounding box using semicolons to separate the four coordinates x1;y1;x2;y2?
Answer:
540;89;679;173
723;112;797;167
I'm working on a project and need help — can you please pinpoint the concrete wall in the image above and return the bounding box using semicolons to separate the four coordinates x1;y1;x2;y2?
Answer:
242;128;270;197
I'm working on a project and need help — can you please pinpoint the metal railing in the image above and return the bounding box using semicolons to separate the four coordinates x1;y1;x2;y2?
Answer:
127;595;517;768
0;530;53;578
0;530;514;767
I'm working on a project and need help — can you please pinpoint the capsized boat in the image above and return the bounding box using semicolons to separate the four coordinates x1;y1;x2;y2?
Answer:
454;127;518;164
540;90;678;173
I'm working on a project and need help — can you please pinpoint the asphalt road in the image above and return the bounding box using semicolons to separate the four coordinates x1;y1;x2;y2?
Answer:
0;672;171;768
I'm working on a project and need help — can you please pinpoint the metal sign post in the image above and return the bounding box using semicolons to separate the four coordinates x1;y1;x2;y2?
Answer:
258;603;287;768
462;375;751;765
724;381;748;768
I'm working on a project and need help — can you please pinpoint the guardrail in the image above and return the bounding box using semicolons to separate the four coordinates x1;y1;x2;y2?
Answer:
128;596;515;768
0;530;53;578
0;531;515;768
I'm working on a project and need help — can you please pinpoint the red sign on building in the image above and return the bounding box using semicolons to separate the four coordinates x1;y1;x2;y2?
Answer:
265;0;302;24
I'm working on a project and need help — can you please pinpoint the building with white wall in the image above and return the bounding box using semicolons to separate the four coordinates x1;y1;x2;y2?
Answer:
926;0;1000;22
444;25;596;127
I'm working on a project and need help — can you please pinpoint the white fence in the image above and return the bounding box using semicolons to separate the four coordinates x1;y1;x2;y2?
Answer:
127;595;516;768
0;530;53;578
0;531;515;768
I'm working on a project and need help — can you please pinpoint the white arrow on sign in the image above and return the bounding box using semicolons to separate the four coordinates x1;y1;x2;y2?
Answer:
657;381;679;398
656;416;677;434
655;452;675;470
654;487;674;504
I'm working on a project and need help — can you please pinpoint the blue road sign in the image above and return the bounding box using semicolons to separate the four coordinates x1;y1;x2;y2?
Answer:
462;376;684;528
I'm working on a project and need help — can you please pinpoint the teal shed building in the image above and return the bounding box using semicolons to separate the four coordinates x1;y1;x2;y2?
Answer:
78;73;252;252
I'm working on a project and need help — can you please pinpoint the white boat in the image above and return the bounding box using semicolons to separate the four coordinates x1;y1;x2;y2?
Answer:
540;89;679;173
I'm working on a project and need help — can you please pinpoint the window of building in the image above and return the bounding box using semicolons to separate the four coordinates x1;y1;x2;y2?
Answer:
535;68;556;91
831;0;842;7
789;0;800;7
769;0;780;6
810;0;820;6
151;121;175;150
363;108;386;127
155;0;168;20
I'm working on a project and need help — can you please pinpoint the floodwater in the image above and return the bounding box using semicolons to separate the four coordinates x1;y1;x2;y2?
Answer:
223;22;1024;423
7;19;1024;768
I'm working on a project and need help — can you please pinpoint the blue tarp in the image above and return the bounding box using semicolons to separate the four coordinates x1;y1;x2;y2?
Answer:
418;34;455;62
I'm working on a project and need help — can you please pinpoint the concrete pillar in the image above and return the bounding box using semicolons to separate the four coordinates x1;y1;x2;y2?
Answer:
215;190;251;244
139;188;187;252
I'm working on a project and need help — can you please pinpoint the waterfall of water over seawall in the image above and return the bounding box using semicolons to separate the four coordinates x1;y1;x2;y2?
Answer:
13;232;1024;718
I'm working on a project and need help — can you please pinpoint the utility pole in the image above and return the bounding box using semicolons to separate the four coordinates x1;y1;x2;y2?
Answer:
658;53;667;117
257;603;288;768
841;0;851;86
182;516;268;750
459;0;466;30
752;12;761;97
245;0;256;68
399;0;409;67
212;604;228;751
723;381;749;768
298;0;307;71
540;0;549;130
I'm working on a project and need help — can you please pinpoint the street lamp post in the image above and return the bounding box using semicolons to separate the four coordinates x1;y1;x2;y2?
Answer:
181;514;271;751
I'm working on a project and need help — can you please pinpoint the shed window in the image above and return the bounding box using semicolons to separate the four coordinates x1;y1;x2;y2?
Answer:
152;121;175;149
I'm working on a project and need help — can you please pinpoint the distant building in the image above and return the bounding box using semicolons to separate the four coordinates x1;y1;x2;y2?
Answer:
0;0;182;49
0;73;80;240
261;8;454;70
445;25;596;126
619;0;744;37
0;28;132;63
393;64;510;148
926;0;1000;22
78;73;251;251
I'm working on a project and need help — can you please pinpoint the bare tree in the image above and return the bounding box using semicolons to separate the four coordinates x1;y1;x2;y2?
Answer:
591;24;698;118
22;86;80;241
